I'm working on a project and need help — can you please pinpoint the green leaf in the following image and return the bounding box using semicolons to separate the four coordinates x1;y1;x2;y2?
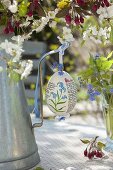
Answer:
89;55;94;65
56;8;70;18
18;0;29;17
78;69;93;79
18;5;28;17
97;141;106;150
80;139;90;144
101;60;113;70
36;3;46;17
107;51;113;59
10;71;20;82
35;167;44;170
81;40;85;46
101;74;110;79
99;57;107;61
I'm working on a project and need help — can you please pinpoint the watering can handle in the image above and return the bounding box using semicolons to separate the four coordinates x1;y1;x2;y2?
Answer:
32;42;70;128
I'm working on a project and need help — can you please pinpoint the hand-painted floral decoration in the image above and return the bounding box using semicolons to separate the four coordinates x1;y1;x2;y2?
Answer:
46;71;77;116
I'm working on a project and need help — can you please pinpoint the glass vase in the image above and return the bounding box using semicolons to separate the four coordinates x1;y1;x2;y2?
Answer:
102;93;113;152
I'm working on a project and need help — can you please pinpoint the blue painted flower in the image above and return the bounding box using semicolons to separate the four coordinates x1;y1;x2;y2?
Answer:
58;82;66;92
110;88;113;93
59;82;64;88
51;92;57;99
62;95;67;99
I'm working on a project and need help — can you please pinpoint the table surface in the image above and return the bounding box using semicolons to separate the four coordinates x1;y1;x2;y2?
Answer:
31;115;113;170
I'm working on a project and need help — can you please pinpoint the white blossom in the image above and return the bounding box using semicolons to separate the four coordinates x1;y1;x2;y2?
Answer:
8;0;18;13
57;36;65;44
32;17;49;33
21;60;33;79
82;25;111;44
97;6;109;21
48;8;59;19
90;26;98;36
90;36;102;44
49;21;57;28
0;39;24;62
20;21;31;27
83;30;90;40
1;0;11;7
107;5;113;18
57;27;74;44
12;35;25;45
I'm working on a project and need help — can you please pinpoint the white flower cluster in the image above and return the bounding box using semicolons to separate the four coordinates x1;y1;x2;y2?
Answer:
97;5;113;21
0;36;24;62
57;27;74;44
0;35;33;79
14;60;33;79
8;0;18;13
83;26;111;44
1;0;11;8
22;9;59;36
1;0;18;13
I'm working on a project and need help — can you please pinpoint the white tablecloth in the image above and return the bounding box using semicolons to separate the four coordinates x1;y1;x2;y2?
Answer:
31;115;113;170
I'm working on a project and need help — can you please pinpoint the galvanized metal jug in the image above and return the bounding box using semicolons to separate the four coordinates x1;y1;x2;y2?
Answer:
0;34;40;170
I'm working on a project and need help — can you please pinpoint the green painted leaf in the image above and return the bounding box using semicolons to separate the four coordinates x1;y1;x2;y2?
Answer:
49;104;56;111
80;139;90;144
57;90;60;100
57;101;66;104
58;106;66;110
49;99;56;106
49;104;65;112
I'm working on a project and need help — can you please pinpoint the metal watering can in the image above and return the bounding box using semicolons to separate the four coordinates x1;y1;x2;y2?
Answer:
0;38;72;170
0;34;40;170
